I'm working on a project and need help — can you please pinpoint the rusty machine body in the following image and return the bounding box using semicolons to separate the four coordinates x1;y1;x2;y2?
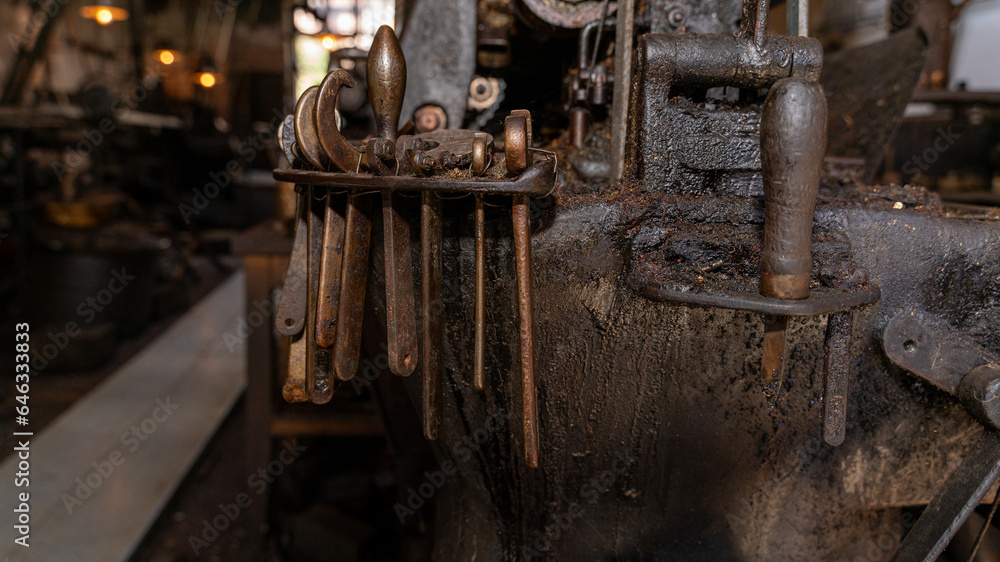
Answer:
273;0;1000;559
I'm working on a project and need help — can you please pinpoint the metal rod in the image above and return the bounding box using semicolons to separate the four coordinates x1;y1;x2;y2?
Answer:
761;315;787;401
421;192;444;439
608;0;635;181
786;0;809;37
306;188;333;403
474;195;486;392
891;431;1000;562
822;311;852;446
740;0;770;47
513;195;539;468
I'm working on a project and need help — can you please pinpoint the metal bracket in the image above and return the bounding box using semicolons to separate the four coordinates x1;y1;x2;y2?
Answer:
883;309;1000;431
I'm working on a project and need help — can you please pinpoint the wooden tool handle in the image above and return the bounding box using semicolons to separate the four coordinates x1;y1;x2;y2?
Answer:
760;77;827;300
367;25;406;142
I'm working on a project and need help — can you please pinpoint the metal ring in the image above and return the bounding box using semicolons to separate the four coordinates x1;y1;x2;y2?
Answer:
504;113;530;177
472;136;489;176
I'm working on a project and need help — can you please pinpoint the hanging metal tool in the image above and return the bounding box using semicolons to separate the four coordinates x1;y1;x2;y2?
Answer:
506;110;540;468
472;133;491;393
274;23;555;466
367;26;419;379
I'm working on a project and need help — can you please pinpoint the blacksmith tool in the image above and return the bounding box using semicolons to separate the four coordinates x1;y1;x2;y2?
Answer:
759;77;827;403
506;109;540;468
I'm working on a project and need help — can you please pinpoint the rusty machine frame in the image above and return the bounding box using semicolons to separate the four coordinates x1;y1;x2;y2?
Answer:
272;1;1000;559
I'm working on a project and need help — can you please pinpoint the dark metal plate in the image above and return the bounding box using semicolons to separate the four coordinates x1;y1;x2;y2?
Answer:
883;309;996;395
273;158;555;196
630;273;881;316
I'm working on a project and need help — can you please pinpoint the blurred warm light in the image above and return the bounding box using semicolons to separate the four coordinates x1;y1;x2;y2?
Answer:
198;73;217;88
293;7;324;35
331;12;357;36
321;35;335;50
157;50;176;65
80;5;129;25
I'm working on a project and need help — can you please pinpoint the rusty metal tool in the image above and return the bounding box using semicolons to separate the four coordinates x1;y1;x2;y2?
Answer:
312;55;373;382
506;109;540;468
883;309;1000;431
419;132;494;436
421;188;443;439
758;77;827;402
275;188;308;337
285;328;308;402
305;188;334;403
315;195;346;348
312;72;352;350
822;311;852;446
333;192;374;381
890;430;1000;562
472;133;490;392
316;69;361;174
278;187;309;402
473;194;486;392
294;86;329;171
368;25;418;378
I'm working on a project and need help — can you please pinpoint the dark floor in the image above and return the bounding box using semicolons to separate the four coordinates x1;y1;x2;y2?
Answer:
0;248;431;561
127;400;429;562
0;255;237;463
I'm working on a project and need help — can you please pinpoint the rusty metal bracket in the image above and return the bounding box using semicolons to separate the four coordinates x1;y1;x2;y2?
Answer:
630;276;880;317
631;268;879;447
275;50;554;468
273;158;555;196
890;429;1000;562
883;309;1000;431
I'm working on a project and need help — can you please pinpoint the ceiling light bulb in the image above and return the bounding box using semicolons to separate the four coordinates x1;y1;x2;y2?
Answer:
95;8;114;25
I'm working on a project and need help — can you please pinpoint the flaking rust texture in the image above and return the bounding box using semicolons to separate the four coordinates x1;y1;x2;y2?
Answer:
357;133;1000;558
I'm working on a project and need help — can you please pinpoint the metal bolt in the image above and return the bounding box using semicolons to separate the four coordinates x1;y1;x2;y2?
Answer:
667;7;686;27
414;104;447;133
959;364;1000;430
